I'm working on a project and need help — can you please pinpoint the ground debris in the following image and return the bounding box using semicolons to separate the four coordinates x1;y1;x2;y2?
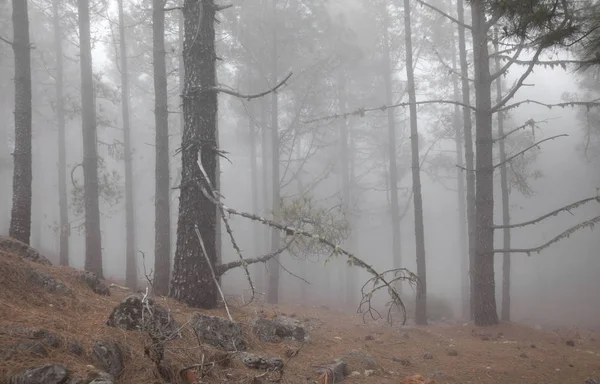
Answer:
190;313;247;351
251;315;310;343
9;363;67;384
238;351;283;370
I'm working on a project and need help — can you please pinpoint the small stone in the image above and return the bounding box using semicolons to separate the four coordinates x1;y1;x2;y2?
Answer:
350;371;360;377
364;335;374;341
430;371;445;378
392;357;411;366
585;378;599;384
566;340;575;347
447;348;458;356
530;344;536;349
364;370;374;377
423;352;433;360
519;353;528;358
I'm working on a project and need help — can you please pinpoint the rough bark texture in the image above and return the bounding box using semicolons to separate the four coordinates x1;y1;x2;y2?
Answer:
493;30;511;322
260;96;270;293
170;0;218;308
451;37;469;321
78;0;103;278
382;10;402;291
9;0;32;245
456;0;476;320
267;0;281;304
153;0;171;296
404;0;427;326
471;0;498;326
118;0;137;290
52;0;69;266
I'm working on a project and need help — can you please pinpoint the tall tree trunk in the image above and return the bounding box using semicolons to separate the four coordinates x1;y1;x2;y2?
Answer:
267;0;281;304
451;34;469;321
493;28;511;322
456;0;476;320
382;8;402;291
170;0;218;308
470;0;498;326
403;0;427;326
78;0;103;277
153;0;171;296
337;69;355;307
260;96;270;262
118;0;137;290
9;0;32;245
53;0;69;266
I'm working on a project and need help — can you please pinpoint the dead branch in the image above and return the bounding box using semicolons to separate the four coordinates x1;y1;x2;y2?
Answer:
274;256;311;285
416;0;472;30
0;36;13;46
163;6;182;11
495;98;600;114
194;225;233;321
492;118;555;143
139;250;155;293
492;134;568;169
490;36;526;82
216;236;297;276
213;72;292;100
70;163;83;188
303;99;476;124
492;215;600;256
494;56;598;68
493;195;600;229
214;4;233;12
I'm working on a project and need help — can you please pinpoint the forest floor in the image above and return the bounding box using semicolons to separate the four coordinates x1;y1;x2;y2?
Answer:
0;241;599;384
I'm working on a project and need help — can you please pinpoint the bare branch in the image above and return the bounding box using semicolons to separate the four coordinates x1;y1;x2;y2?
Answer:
490;36;525;82
495;56;598;68
495;99;600;114
304;99;476;124
494;196;600;229
216;236;297;276
492;118;553;143
492;215;600;255
213;72;293;100
493;134;568;169
416;0;471;30
214;3;233;12
163;6;182;11
0;36;13;46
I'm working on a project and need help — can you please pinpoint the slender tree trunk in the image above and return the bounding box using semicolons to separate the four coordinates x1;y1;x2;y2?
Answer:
267;0;281;304
493;28;511;322
337;69;355;308
456;0;476;320
78;0;103;278
260;96;270;262
470;0;498;326
53;0;69;266
9;0;32;245
451;35;469;320
170;0;219;308
153;0;171;296
382;8;402;291
403;0;427;325
118;0;137;290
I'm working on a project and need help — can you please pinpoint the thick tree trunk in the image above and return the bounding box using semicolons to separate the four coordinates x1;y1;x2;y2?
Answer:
403;0;427;326
493;29;511;322
118;0;137;290
451;37;469;321
456;0;476;320
267;0;281;304
382;9;402;291
78;0;103;278
470;0;498;326
53;0;69;266
152;0;171;296
170;0;218;308
9;0;32;245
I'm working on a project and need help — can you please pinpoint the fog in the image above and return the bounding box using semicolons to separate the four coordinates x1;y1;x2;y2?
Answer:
0;0;598;328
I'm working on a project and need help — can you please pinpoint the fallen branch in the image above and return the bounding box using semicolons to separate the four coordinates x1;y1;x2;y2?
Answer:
216;236;297;276
492;215;600;256
493;195;600;229
493;134;568;170
213;72;293;100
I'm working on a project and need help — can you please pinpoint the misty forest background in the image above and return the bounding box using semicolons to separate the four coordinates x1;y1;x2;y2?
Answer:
1;0;599;328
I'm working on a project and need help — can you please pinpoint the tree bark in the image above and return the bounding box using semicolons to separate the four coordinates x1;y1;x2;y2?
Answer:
471;0;498;326
403;0;427;326
170;0;219;308
267;0;281;304
493;28;511;322
52;0;69;266
451;35;469;321
118;0;137;290
152;0;171;296
78;0;103;278
382;8;402;293
456;0;476;320
9;0;32;245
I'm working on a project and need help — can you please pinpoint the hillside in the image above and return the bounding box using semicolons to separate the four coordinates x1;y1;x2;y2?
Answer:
0;237;599;384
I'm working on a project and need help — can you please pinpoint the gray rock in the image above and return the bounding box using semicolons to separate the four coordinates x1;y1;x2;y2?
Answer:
313;359;348;383
28;269;71;294
423;352;433;360
67;341;84;356
9;363;67;384
106;294;178;338
251;315;309;343
586;378;599;384
78;271;109;296
190;313;246;351
2;325;61;348
238;352;284;370
90;341;125;378
0;236;52;265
